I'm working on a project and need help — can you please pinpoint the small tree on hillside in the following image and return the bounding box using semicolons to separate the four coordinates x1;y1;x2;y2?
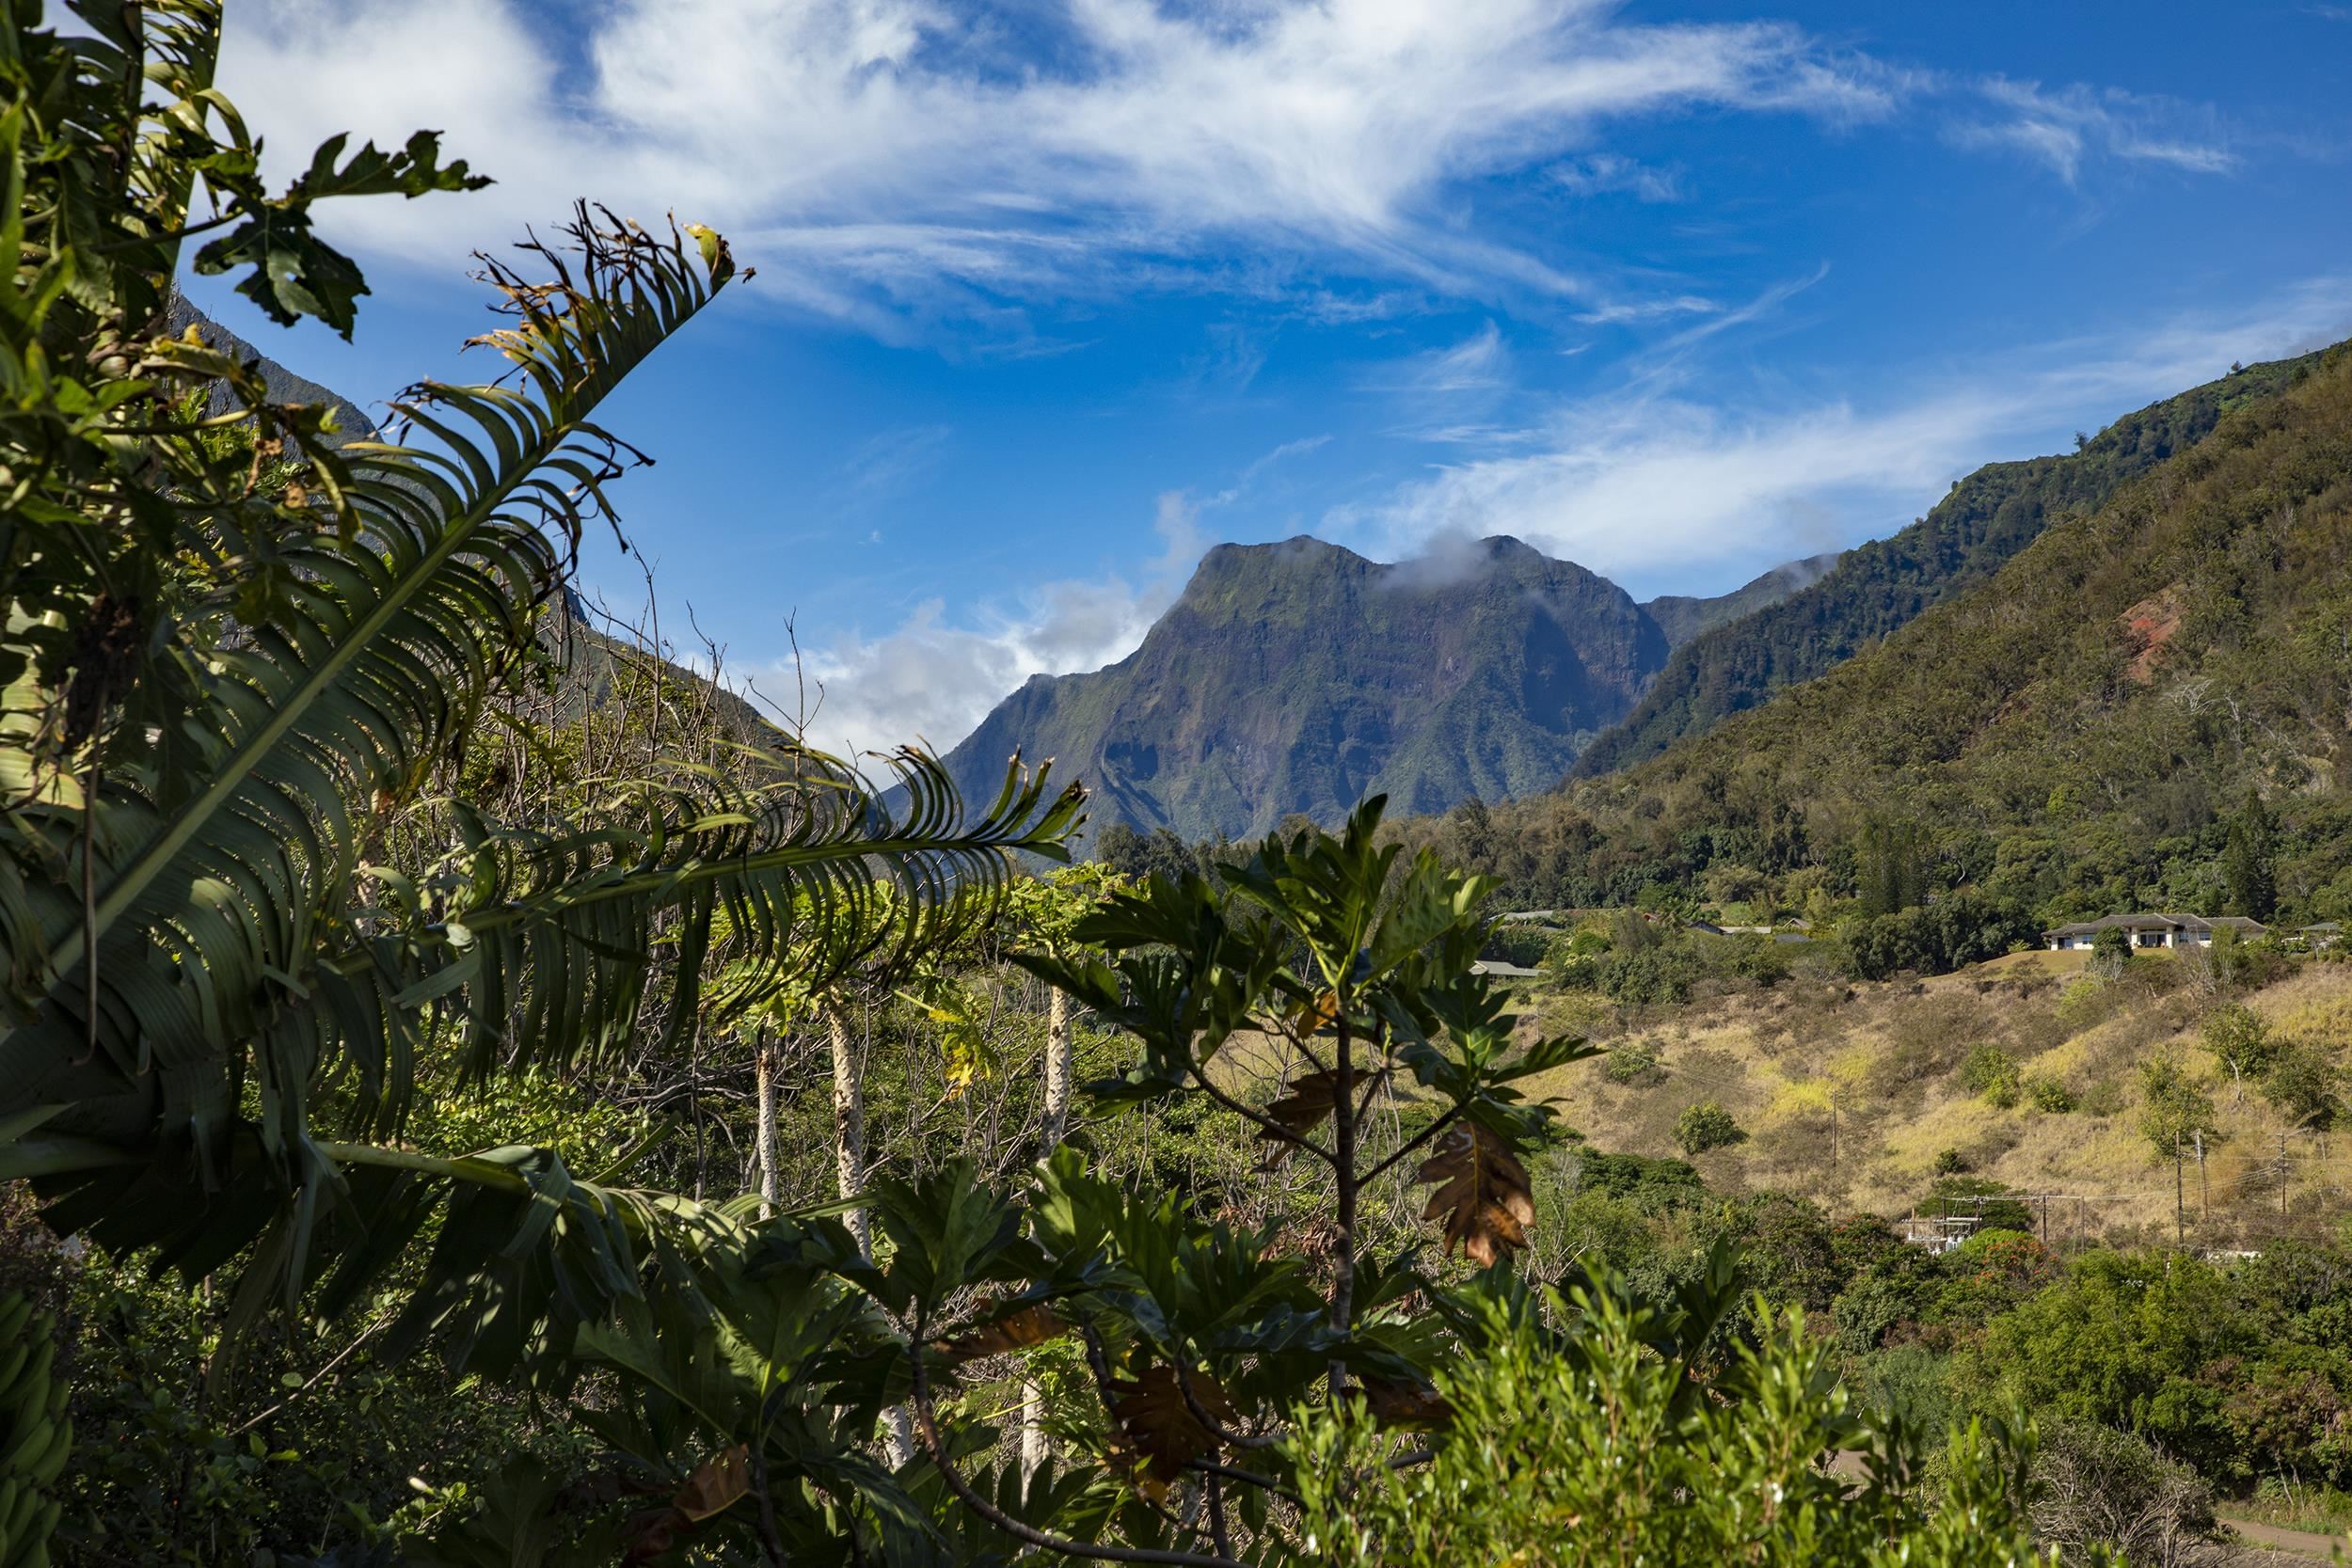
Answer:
1676;1101;1746;1155
2138;1059;2220;1162
2201;1004;2276;1101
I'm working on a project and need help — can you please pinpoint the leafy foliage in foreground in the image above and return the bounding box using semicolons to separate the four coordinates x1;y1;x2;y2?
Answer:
0;0;1076;1425
1296;1272;2042;1568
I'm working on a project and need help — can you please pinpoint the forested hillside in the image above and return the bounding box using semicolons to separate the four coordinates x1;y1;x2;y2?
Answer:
1406;339;2352;926
1571;348;2330;777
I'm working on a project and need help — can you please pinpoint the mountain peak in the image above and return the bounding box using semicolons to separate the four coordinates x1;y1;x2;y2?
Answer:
938;531;1828;843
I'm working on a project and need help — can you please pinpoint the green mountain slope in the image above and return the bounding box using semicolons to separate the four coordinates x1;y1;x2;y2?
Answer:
1570;349;2330;779
943;535;1678;842
1411;339;2352;925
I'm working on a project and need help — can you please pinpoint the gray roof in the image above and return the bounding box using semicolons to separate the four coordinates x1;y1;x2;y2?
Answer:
2042;911;2268;938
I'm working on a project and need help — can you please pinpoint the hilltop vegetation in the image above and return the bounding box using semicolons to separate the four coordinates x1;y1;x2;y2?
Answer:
1572;347;2330;777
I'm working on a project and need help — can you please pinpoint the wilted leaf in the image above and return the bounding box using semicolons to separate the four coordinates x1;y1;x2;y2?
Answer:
674;1443;751;1521
1286;990;1342;1036
1110;1365;1236;1499
1415;1122;1535;1266
937;1303;1071;1365
1357;1372;1454;1430
1257;1069;1340;1165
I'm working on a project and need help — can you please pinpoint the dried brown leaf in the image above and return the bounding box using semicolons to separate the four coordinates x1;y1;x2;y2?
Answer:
937;1303;1071;1365
1109;1365;1236;1500
1356;1372;1454;1430
674;1442;750;1522
1415;1122;1535;1267
1257;1069;1340;1165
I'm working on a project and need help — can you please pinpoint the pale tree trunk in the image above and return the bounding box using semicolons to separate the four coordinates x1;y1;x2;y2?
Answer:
753;1025;780;1216
827;1002;875;1259
1039;984;1073;1149
827;996;912;1465
1019;980;1074;1481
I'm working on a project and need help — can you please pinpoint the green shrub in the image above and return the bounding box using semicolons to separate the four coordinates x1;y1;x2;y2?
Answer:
2025;1074;2076;1114
1602;1040;1665;1085
1480;923;1554;969
1295;1269;2045;1568
1933;1148;1970;1177
2259;1041;2344;1128
1675;1101;1745;1155
1963;1045;2023;1108
2200;1003;2276;1088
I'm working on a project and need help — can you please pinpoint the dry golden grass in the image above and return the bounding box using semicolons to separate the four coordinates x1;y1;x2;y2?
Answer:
1517;956;2352;1242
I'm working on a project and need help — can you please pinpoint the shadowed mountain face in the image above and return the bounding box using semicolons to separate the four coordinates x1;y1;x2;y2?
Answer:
941;534;1819;843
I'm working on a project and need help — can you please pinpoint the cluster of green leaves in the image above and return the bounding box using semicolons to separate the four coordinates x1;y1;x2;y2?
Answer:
1959;1243;2352;1492
2202;1003;2345;1127
1293;1269;2042;1568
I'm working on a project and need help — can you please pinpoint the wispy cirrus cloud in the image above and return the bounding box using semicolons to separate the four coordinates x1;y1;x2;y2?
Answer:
217;0;1908;337
1327;276;2352;589
1948;77;2235;184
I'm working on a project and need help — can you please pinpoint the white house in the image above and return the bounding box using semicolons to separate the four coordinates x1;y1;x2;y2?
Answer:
2042;912;2267;952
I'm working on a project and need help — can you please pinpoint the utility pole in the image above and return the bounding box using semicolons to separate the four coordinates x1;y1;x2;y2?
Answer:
2175;1132;2185;1248
2280;1130;2291;1222
2194;1130;2207;1229
1829;1091;1838;1173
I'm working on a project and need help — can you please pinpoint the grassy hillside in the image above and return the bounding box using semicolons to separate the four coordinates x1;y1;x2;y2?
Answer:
1408;338;2352;928
1572;347;2331;778
1518;951;2352;1243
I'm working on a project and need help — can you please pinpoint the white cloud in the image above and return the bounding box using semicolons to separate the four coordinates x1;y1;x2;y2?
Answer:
776;430;1341;756
215;0;1905;332
1949;78;2234;184
776;487;1208;758
1551;152;1684;201
1327;276;2352;585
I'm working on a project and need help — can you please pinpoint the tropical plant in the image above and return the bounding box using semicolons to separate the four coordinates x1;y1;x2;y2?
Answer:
0;1292;68;1568
0;0;1080;1405
1294;1265;2046;1568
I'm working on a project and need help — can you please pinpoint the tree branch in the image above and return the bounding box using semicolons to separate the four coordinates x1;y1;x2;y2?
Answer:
1358;1101;1467;1187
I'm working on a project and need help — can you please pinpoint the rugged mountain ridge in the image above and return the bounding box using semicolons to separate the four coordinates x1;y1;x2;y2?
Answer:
1569;346;2333;778
940;535;1826;842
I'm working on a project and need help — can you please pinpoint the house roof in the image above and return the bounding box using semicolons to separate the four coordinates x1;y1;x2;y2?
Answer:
2041;911;2269;939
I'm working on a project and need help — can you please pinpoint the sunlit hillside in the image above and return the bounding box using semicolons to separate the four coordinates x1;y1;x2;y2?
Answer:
1520;950;2352;1243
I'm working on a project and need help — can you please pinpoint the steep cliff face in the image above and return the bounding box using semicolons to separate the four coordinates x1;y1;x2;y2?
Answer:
940;534;1678;841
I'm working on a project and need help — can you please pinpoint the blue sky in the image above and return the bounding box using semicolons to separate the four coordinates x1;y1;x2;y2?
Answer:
183;0;2352;757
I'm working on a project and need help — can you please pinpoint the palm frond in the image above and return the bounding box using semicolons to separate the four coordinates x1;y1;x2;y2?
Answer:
2;210;733;1140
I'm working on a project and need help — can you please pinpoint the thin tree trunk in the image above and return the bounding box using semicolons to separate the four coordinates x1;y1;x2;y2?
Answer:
828;996;910;1465
1020;981;1075;1481
754;1025;780;1217
1040;984;1073;1149
828;1002;874;1259
1329;1012;1358;1402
